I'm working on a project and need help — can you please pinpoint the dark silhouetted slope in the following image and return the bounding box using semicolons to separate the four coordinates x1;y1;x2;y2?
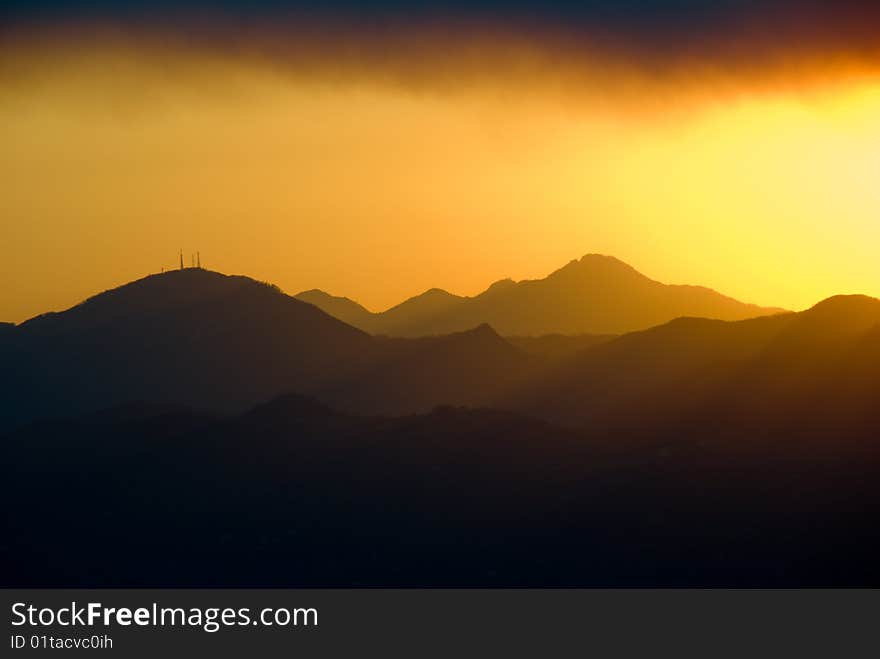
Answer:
5;392;880;587
3;269;374;427
510;295;880;435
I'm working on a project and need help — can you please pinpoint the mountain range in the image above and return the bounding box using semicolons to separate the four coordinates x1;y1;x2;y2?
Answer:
1;262;876;433
296;254;785;336
3;258;880;586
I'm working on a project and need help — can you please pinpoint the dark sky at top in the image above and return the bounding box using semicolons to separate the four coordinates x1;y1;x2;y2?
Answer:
2;1;876;38
5;1;880;73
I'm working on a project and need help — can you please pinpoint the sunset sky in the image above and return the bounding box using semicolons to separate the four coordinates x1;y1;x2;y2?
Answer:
3;2;880;323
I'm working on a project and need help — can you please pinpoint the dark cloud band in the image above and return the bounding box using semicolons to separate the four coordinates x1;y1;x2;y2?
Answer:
5;2;880;85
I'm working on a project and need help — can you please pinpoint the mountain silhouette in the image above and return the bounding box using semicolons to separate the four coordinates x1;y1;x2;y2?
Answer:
296;254;784;336
3;269;372;427
294;289;375;330
0;268;527;428
296;286;465;335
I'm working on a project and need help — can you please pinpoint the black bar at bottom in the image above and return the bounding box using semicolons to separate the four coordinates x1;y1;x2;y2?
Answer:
3;589;877;657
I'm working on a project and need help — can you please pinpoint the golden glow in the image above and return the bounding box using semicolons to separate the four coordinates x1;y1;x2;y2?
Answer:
3;44;880;323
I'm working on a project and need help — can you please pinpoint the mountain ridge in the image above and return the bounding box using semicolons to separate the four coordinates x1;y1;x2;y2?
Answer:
4;264;876;437
296;253;786;336
505;293;880;429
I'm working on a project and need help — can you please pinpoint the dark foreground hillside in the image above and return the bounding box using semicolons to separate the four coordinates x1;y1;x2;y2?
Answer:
4;395;879;587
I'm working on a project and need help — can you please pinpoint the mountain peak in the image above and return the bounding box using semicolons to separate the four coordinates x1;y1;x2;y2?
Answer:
297;288;333;299
296;288;365;307
579;253;631;266
485;278;516;294
420;288;457;299
793;294;880;336
467;322;502;339
19;269;270;334
805;294;880;314
294;288;372;326
547;253;647;283
382;287;462;316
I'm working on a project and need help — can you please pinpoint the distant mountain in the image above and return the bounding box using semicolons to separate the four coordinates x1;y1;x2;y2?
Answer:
294;289;375;331
296;286;465;335
0;269;527;428
374;288;465;335
296;254;785;336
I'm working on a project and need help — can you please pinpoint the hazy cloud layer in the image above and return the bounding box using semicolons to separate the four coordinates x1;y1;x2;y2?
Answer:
6;1;880;92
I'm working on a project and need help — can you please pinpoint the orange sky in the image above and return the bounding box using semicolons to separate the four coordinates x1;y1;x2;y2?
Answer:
3;38;880;322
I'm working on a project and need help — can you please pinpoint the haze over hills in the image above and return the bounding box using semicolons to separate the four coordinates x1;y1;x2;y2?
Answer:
509;294;880;432
296;254;785;336
505;333;616;360
327;324;529;415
